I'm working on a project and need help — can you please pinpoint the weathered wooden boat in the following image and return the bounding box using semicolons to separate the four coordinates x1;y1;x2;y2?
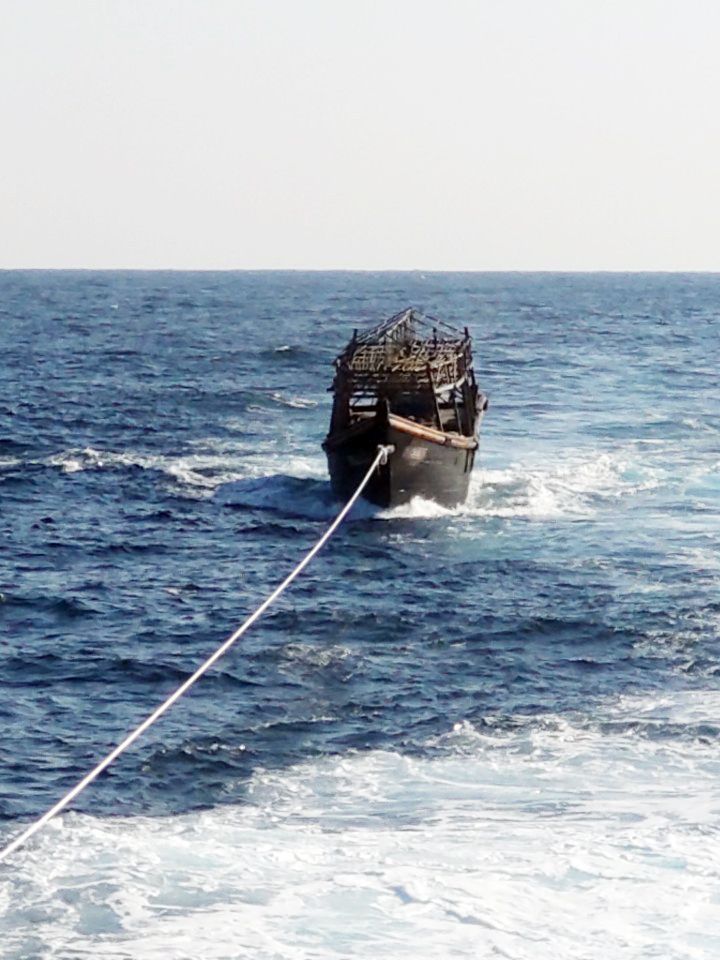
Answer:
323;307;488;508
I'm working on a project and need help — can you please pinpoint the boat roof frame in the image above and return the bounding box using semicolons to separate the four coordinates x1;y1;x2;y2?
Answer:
351;307;466;348
332;307;475;398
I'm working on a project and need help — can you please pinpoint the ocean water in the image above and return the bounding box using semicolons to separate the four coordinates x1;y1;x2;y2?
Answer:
0;270;719;959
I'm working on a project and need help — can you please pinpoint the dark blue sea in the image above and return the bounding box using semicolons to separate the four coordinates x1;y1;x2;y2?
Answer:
1;271;719;958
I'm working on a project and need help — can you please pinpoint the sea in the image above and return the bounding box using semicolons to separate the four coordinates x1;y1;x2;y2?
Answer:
0;271;718;959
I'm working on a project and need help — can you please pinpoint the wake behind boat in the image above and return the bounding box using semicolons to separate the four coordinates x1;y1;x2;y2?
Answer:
323;307;488;508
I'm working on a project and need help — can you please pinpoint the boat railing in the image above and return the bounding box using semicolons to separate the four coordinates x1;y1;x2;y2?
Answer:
337;347;469;395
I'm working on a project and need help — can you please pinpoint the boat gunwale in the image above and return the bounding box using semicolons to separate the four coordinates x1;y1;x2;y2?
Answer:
323;411;478;451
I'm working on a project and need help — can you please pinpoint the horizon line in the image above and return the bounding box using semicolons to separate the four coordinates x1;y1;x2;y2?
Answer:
1;266;719;275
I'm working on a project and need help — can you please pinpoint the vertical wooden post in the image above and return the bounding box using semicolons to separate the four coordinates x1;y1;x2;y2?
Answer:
426;364;444;432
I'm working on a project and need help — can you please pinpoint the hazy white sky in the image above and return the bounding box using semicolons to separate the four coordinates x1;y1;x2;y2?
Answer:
1;0;718;270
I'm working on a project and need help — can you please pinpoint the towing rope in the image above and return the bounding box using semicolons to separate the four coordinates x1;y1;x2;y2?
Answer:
0;445;394;864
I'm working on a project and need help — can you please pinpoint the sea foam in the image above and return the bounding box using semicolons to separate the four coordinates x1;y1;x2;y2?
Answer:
3;691;720;960
41;439;663;523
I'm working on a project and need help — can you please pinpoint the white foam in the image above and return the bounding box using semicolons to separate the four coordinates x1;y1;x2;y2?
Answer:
43;442;666;521
279;642;353;670
374;448;663;522
270;392;319;409
46;446;329;499
377;496;453;520
218;445;666;522
463;448;663;520
681;417;720;434
4;691;720;959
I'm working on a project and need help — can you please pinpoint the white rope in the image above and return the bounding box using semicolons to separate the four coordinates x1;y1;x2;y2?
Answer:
0;445;393;864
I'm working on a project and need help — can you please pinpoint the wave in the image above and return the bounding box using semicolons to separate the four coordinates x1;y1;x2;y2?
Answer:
0;592;100;621
48;447;216;485
219;447;664;522
45;446;268;496
217;473;374;521
426;689;720;753
3;690;719;959
45;446;329;499
385;448;662;521
681;416;720;434
39;442;664;521
270;392;318;409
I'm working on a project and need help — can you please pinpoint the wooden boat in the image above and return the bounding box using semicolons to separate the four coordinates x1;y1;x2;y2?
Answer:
323;308;488;508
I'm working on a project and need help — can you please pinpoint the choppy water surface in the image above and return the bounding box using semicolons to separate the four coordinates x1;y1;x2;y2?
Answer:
1;271;719;958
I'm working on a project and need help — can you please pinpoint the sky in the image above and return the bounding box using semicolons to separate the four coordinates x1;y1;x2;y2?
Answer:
1;0;718;270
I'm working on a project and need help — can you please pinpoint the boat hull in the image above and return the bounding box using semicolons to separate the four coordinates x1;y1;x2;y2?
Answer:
323;414;477;508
